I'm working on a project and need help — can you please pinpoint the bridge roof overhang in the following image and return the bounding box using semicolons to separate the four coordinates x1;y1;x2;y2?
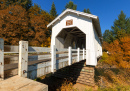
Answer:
47;9;102;38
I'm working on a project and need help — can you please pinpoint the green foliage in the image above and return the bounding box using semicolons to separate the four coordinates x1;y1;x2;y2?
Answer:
111;10;130;39
83;8;91;14
50;2;58;18
64;1;77;10
103;10;130;43
103;29;114;43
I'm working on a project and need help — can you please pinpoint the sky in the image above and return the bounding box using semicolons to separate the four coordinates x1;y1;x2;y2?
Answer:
32;0;130;34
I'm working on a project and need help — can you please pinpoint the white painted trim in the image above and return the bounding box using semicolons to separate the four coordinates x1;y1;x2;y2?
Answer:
51;45;56;73
28;47;50;52
68;46;72;65
47;9;98;28
0;38;4;80
77;48;80;62
18;41;28;77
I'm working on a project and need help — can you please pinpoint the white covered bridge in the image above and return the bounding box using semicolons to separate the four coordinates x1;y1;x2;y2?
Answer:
0;9;102;90
47;9;102;66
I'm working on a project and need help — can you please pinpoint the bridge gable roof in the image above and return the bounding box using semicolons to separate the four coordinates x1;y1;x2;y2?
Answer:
47;9;102;38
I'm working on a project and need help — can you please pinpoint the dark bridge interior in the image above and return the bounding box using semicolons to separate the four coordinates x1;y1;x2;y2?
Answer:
56;27;86;49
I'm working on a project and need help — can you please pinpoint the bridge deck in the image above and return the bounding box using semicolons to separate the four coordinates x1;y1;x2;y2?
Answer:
0;76;48;91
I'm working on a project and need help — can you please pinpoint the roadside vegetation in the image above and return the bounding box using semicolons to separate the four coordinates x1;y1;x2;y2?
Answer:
102;35;130;68
102;10;130;68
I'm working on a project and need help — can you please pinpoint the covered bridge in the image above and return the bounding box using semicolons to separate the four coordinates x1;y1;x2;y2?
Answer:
47;9;102;66
0;9;103;90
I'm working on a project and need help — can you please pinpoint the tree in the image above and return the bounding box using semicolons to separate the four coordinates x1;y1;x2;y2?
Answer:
28;4;53;46
50;2;58;18
103;30;114;43
29;4;42;16
0;0;7;10
83;8;91;14
111;10;130;39
0;1;53;47
102;35;130;68
19;0;32;10
0;5;33;45
103;10;130;43
0;0;32;10
64;1;77;10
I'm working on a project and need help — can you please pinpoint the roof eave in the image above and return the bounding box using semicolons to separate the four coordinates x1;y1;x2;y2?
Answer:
47;9;102;41
47;9;98;28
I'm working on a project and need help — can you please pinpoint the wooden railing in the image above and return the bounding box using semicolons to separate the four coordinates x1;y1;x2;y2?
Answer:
0;39;86;80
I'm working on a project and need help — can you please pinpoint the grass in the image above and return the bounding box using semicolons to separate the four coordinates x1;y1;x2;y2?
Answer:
98;85;130;91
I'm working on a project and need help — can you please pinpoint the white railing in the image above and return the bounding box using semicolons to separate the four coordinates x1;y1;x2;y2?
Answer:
0;39;86;80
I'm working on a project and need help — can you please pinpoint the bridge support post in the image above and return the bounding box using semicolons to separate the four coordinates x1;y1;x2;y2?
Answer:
0;38;4;80
68;46;72;65
18;41;28;78
51;45;56;73
86;49;89;65
83;48;85;60
77;48;80;62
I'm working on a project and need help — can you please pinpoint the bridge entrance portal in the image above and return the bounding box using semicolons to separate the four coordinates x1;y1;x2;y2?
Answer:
56;27;86;50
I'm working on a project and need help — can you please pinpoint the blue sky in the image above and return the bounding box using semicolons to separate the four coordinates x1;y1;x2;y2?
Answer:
32;0;130;34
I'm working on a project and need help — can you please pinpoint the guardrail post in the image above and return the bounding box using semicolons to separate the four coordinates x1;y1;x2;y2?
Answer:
0;38;4;80
18;41;28;77
77;48;80;62
83;48;85;60
68;46;72;65
51;45;56;73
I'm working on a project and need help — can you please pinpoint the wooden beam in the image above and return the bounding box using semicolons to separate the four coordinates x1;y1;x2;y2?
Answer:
4;55;78;71
69;28;77;33
77;48;80;62
51;45;56;73
28;47;50;53
71;32;83;34
83;48;85;60
4;45;19;52
0;38;4;80
70;31;82;33
68;46;72;65
18;41;28;78
77;35;85;37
